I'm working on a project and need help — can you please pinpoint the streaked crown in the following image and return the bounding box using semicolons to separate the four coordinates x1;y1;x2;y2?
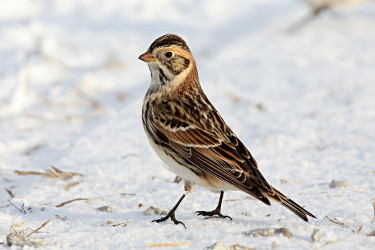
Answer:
148;34;190;53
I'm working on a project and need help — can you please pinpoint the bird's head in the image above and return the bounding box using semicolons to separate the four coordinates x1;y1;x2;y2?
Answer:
139;34;197;91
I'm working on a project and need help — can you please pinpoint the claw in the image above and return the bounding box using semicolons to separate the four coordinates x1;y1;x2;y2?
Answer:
151;193;187;228
152;212;186;228
194;191;232;220
195;209;232;220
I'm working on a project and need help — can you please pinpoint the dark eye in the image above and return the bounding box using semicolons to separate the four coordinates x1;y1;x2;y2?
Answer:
165;52;173;58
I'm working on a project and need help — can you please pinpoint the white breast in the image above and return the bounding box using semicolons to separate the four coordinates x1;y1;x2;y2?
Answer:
146;135;237;192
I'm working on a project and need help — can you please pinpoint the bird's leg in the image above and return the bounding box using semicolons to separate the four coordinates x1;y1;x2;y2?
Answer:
195;191;232;220
152;194;187;228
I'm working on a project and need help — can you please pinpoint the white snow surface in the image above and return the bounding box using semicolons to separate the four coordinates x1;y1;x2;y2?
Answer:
1;0;375;249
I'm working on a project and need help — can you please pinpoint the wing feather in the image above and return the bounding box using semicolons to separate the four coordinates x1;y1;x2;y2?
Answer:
152;96;274;202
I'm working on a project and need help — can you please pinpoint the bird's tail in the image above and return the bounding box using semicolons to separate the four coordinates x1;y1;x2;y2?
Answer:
269;187;316;222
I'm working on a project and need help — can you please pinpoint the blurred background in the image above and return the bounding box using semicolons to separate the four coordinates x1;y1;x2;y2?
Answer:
1;0;374;170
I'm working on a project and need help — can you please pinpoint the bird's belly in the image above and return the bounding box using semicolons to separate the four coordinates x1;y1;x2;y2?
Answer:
147;137;237;192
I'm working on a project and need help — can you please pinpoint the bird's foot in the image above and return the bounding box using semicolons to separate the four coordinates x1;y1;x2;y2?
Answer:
152;211;186;228
195;209;232;220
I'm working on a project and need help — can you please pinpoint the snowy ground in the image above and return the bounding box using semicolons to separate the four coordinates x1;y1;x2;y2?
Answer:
1;0;375;249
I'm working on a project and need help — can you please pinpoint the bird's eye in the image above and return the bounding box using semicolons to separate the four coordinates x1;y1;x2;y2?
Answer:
165;52;173;58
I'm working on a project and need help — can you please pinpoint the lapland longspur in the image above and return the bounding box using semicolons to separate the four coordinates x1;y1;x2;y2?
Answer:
140;34;316;227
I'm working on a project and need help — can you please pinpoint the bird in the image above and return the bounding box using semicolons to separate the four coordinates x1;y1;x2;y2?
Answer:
139;34;316;228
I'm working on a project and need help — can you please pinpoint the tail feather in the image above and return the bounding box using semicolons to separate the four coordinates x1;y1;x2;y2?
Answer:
271;188;316;222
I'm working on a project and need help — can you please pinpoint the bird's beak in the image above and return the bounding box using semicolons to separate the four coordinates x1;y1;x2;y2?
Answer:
138;51;154;62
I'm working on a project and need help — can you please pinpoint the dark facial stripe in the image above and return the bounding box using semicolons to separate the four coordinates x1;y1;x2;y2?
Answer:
183;58;190;68
165;55;190;75
158;68;169;85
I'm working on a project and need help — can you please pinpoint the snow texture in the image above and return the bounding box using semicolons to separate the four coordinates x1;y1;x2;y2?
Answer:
1;0;375;249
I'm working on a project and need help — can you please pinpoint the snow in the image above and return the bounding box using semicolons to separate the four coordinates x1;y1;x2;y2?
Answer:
1;0;375;249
